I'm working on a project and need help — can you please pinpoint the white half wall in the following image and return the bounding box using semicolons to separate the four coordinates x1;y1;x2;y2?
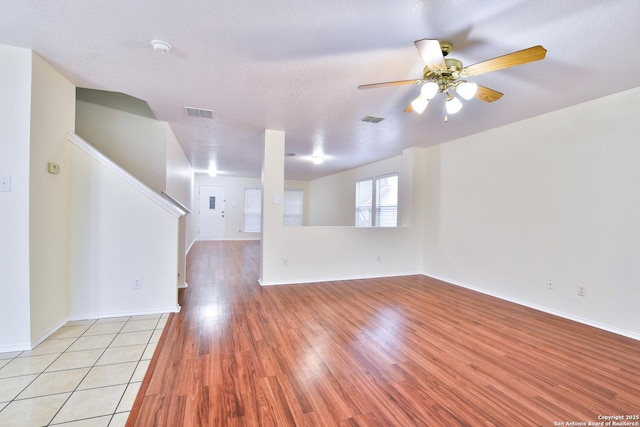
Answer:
260;131;424;285
422;86;640;338
0;45;32;350
68;138;180;319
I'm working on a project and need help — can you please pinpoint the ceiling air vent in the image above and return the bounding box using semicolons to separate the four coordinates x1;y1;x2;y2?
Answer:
362;115;384;123
185;107;214;119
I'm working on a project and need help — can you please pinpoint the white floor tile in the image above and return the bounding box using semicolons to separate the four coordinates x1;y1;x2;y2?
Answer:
0;352;22;360
46;349;103;372
0;353;58;378
95;317;130;324
17;368;89;399
141;342;158;361
149;329;164;343
116;382;141;413
83;322;126;336
19;337;76;357
65;319;97;327
0;374;37;402
51;385;126;424
78;362;137;390
49;325;90;339
68;334;116;352
96;345;145;366
51;415;112;426
0;393;70;426
0;313;168;425
109;411;130;427
121;319;158;333
110;330;153;347
131;360;150;382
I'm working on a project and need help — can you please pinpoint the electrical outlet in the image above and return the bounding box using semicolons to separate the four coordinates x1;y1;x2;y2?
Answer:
577;285;587;297
283;258;288;267
133;277;142;289
547;280;553;290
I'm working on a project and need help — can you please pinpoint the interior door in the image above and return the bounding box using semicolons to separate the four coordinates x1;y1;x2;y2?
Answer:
198;185;227;240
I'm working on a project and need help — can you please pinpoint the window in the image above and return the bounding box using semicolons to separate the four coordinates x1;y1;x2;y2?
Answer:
243;188;261;233
283;189;304;226
244;188;305;232
376;173;398;227
355;173;398;227
355;178;373;227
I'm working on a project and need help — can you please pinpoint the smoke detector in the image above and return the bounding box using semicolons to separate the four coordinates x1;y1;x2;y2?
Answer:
151;39;172;54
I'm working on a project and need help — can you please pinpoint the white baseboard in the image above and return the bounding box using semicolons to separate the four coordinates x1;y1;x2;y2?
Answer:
69;305;181;322
425;273;640;342
0;342;32;353
31;318;70;349
258;271;421;287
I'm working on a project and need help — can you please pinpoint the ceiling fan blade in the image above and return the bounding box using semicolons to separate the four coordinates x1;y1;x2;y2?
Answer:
475;85;503;103
358;79;422;90
463;45;547;77
414;39;447;72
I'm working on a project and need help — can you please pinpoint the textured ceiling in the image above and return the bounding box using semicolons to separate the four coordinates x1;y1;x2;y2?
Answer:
2;0;639;180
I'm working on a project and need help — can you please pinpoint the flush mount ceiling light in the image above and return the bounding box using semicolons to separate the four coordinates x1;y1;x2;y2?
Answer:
150;39;172;54
311;148;325;165
358;39;547;121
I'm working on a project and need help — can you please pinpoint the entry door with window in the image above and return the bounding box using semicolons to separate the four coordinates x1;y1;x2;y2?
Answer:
198;185;227;240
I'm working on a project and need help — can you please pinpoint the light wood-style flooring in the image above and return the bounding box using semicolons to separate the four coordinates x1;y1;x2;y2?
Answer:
128;240;640;426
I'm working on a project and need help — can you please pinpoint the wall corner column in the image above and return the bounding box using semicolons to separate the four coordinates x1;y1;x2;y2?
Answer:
259;129;285;285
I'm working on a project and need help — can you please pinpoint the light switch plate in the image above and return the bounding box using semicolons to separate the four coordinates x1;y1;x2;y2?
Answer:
0;176;11;192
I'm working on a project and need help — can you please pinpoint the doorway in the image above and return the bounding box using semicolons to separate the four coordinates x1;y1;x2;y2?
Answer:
198;185;226;240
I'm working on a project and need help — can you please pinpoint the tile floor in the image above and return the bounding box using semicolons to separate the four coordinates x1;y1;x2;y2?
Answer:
0;313;168;426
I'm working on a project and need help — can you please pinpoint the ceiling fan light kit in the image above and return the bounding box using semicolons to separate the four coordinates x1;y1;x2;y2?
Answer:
456;81;478;100
358;40;547;121
410;96;429;114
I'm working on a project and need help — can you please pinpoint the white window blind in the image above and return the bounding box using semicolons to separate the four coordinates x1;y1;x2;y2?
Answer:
376;173;398;227
283;189;304;226
243;188;262;233
355;178;373;227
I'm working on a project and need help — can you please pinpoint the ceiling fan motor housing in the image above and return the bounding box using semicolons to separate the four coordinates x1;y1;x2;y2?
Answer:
424;57;463;92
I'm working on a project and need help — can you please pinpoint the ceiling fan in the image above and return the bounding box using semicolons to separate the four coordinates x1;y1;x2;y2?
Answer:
358;39;547;120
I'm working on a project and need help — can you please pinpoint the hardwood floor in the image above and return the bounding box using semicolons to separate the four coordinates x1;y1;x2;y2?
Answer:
128;240;640;426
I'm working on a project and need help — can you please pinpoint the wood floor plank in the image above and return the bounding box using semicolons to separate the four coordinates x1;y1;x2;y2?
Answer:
128;241;640;426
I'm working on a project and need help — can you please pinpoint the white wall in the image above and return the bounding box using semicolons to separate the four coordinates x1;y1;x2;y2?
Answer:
68;139;180;318
76;100;167;193
29;53;75;343
0;45;32;350
422;86;640;338
308;155;403;226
